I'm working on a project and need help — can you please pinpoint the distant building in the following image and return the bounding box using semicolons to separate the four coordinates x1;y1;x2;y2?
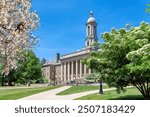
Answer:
42;11;99;84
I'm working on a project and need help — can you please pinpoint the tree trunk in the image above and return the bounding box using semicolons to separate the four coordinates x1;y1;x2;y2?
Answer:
99;79;103;94
1;76;5;86
53;80;55;86
8;77;13;86
8;80;13;86
133;83;150;100
27;82;31;86
27;78;31;86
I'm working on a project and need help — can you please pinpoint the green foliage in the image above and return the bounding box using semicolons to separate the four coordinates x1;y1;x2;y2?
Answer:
85;73;102;83
83;22;150;99
0;50;43;86
15;50;43;85
145;4;150;13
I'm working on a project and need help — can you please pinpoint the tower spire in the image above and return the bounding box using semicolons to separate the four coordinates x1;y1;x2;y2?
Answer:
90;11;93;17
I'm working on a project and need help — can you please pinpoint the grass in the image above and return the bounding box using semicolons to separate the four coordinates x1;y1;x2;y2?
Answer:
76;87;144;100
0;86;59;100
57;85;109;95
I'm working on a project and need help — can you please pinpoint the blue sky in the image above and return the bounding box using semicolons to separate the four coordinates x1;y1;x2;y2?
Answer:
32;0;149;61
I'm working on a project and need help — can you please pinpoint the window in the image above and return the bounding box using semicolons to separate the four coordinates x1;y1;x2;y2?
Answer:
88;26;90;35
87;41;89;46
94;26;96;35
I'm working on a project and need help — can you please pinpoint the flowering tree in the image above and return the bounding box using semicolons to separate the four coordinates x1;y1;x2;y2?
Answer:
0;0;39;75
83;22;150;99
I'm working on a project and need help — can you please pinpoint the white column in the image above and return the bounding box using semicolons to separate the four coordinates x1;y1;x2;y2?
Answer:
84;64;87;76
71;61;74;81
76;60;78;80
64;62;66;81
80;60;82;79
68;62;70;81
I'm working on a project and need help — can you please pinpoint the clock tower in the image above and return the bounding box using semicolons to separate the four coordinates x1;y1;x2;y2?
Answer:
85;11;98;48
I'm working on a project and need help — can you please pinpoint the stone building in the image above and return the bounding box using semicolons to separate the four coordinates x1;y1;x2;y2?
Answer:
42;11;99;84
42;53;61;84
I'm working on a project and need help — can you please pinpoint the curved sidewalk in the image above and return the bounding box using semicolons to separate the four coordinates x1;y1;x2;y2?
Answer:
19;86;116;100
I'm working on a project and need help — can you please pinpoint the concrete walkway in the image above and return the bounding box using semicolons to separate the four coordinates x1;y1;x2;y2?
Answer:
19;86;117;100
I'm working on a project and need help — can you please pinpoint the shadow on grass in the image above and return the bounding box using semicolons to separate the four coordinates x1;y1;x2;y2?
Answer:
109;95;144;100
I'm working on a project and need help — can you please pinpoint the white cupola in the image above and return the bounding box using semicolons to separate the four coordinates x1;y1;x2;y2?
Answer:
85;11;98;48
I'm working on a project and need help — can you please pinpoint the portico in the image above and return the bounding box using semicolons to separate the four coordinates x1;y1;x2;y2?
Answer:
60;48;94;82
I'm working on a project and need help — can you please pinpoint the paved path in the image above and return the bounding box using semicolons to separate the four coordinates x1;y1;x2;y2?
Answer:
19;86;117;100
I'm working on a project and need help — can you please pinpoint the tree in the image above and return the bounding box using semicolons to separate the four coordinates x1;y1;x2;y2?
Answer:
85;73;103;94
126;44;150;99
84;22;150;99
16;50;42;86
145;4;150;13
0;50;42;86
0;65;4;86
0;0;39;75
85;73;97;83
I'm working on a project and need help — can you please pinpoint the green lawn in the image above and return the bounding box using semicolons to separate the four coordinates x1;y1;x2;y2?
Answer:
76;87;144;100
57;85;109;95
0;86;59;100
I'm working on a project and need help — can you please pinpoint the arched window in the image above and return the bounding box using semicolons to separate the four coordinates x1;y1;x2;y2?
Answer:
87;41;89;46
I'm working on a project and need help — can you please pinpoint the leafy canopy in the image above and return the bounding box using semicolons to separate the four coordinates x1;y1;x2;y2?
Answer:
83;22;150;99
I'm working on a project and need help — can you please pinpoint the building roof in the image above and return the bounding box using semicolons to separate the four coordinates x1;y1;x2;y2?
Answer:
61;47;97;60
42;60;61;67
87;11;96;23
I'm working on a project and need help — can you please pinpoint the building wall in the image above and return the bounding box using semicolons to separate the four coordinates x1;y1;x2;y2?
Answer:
42;64;56;83
42;52;93;84
55;64;61;83
42;66;50;82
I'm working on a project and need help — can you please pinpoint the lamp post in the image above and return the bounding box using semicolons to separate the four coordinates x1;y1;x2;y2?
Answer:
99;79;103;94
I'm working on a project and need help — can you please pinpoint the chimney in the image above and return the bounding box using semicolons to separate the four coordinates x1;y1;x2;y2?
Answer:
56;53;60;63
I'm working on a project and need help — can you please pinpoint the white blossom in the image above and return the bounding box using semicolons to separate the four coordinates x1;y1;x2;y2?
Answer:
0;0;39;75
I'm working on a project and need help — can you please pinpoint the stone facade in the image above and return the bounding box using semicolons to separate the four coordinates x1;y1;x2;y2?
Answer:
42;62;57;83
42;11;98;84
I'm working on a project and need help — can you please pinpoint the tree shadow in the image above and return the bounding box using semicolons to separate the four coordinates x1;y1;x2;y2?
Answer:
109;95;145;100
